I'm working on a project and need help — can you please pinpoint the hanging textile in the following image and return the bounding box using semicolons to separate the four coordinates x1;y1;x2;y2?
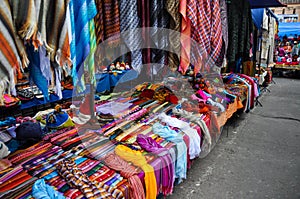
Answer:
179;0;191;74
187;0;223;73
166;0;181;71
0;0;27;96
84;19;97;87
69;0;97;90
227;0;253;73
119;0;143;74
10;0;37;40
94;0;121;45
149;0;170;75
26;44;49;101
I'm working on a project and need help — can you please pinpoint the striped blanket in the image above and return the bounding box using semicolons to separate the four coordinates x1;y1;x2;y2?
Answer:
0;0;27;98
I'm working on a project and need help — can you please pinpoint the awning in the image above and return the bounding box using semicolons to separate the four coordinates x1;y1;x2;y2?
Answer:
248;0;286;9
278;22;300;37
251;8;279;29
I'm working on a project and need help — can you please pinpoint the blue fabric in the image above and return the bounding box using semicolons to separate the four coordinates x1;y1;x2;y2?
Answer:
32;179;65;199
69;0;97;90
251;8;264;29
95;72;130;93
26;44;49;101
152;122;187;183
5;139;19;153
20;90;73;110
0;117;16;127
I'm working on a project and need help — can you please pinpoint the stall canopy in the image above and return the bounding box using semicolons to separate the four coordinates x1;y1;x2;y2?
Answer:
278;22;300;37
251;8;279;29
248;0;286;8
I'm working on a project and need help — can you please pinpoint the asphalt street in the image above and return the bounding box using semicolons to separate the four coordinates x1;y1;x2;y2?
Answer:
168;77;300;199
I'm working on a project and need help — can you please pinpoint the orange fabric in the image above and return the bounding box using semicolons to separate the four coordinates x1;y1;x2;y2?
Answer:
179;0;191;74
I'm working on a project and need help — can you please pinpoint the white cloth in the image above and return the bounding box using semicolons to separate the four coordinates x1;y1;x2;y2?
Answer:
158;112;201;159
96;101;132;115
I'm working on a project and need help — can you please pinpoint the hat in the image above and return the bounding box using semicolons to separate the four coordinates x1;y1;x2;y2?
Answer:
294;41;298;44
46;107;75;129
16;122;43;140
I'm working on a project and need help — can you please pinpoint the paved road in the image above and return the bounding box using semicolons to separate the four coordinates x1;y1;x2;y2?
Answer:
168;77;300;199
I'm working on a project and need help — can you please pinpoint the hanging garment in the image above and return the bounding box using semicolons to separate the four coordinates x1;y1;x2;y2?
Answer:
179;0;191;74
166;0;181;71
26;44;50;101
69;0;97;89
10;0;37;40
84;19;97;87
102;152;146;199
219;0;228;56
94;0;121;45
115;144;157;199
187;0;223;73
0;0;27;95
119;0;143;73
149;0;170;75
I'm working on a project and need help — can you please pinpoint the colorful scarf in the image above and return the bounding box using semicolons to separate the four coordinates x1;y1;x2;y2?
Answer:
102;152;146;199
115;145;157;199
152;122;187;183
136;134;175;196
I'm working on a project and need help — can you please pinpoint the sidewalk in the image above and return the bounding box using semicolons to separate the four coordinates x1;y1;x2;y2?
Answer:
168;77;300;199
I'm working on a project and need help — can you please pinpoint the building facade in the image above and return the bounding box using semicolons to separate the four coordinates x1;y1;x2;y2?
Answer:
272;1;300;22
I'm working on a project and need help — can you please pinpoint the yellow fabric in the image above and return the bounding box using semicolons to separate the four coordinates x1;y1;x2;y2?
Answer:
115;145;157;199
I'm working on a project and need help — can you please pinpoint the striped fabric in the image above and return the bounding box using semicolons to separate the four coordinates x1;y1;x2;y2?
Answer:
10;0;37;40
94;0;121;46
0;0;26;96
69;0;97;91
84;19;97;87
149;0;170;75
119;0;143;74
187;0;223;73
166;0;181;71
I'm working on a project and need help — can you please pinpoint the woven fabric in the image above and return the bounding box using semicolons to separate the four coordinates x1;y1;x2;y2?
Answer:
115;145;157;199
84;19;97;87
119;0;143;73
187;0;223;73
94;0;121;45
149;0;169;75
103;152;146;199
0;0;26;94
166;0;181;71
10;0;37;40
56;159;124;199
69;0;97;90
